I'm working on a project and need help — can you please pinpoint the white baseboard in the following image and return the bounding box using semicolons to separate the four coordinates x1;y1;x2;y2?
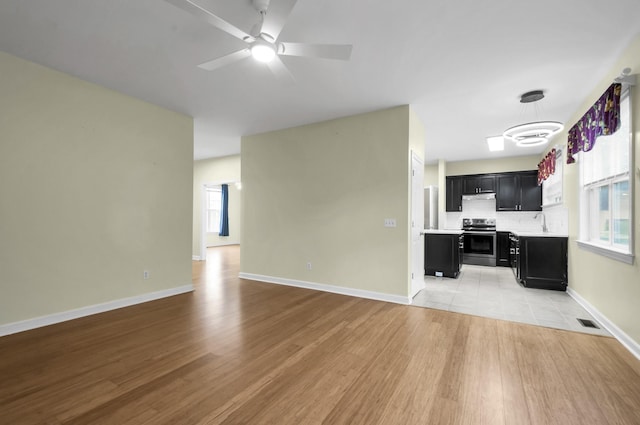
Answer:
567;287;640;361
239;272;410;305
0;284;194;337
192;255;201;261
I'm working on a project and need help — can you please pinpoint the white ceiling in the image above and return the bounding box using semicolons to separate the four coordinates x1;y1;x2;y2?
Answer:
1;0;639;163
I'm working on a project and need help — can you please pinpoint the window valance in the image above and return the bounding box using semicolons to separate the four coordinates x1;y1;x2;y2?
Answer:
537;148;556;185
566;83;622;164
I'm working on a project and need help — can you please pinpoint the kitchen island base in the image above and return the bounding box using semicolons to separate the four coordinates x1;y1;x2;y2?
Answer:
517;236;568;291
424;232;463;278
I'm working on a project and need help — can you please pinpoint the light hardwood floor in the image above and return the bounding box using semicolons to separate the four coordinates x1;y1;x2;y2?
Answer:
1;245;640;424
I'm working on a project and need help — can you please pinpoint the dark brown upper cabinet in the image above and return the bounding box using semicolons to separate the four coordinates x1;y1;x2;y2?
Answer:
462;175;496;195
445;176;463;212
496;171;542;211
445;170;542;212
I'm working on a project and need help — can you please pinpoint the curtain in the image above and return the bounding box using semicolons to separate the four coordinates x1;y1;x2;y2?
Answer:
537;148;556;185
567;83;622;164
219;184;229;237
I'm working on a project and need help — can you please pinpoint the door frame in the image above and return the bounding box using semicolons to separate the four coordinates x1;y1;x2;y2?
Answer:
410;151;425;298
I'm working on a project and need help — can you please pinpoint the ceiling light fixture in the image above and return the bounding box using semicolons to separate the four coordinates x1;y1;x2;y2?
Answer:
503;121;564;147
504;90;564;147
519;90;544;103
486;136;504;151
250;39;276;63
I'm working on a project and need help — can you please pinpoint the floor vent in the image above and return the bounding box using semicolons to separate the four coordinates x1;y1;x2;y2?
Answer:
577;318;600;329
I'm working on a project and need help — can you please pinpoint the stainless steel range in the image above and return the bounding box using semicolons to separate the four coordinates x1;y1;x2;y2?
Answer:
461;218;497;266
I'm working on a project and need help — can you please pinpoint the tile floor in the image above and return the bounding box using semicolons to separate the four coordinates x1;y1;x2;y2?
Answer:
412;264;611;337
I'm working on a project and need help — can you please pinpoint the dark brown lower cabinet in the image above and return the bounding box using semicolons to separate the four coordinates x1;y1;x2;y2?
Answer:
496;231;511;267
518;236;568;291
425;233;463;278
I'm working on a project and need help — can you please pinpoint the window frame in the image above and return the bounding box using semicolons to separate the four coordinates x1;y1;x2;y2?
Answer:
577;86;634;264
205;186;222;234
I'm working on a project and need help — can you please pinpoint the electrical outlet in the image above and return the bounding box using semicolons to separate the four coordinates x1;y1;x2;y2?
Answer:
307;262;312;271
143;270;150;280
384;218;397;228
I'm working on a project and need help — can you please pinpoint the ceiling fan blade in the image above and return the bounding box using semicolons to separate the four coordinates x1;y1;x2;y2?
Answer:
164;0;254;42
198;49;251;71
266;57;295;85
260;0;298;40
279;42;352;60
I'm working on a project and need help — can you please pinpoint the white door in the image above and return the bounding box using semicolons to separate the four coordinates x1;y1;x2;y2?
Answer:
410;152;425;298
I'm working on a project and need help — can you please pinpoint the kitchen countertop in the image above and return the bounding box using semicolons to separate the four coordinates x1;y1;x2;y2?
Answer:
423;229;567;237
424;229;463;234
509;230;568;238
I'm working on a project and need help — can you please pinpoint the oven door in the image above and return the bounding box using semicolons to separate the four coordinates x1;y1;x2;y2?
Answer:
462;231;497;266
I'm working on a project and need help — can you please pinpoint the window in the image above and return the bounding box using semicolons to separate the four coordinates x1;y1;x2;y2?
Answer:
206;187;222;233
578;88;633;263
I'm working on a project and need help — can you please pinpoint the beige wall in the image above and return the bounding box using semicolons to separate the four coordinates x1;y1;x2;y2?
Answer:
424;164;438;186
437;159;447;229
409;107;426;159
446;155;539;176
0;52;193;326
193;155;241;257
241;106;416;298
543;35;640;346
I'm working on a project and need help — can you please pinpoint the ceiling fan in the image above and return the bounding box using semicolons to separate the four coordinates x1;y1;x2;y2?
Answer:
164;0;353;82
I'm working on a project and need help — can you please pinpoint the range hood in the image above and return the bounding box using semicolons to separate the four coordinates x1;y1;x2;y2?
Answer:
462;192;496;201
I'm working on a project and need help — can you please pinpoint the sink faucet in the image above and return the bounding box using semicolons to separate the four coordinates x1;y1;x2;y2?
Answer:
534;212;548;233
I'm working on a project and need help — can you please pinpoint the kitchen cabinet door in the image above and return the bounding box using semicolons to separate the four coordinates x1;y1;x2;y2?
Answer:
496;171;542;211
462;175;496;194
477;175;496;193
446;176;463;212
496;174;519;211
496;232;511;267
425;233;461;278
462;177;478;195
519;171;542;211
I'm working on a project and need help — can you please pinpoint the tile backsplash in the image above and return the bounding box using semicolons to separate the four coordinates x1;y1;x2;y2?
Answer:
444;199;568;234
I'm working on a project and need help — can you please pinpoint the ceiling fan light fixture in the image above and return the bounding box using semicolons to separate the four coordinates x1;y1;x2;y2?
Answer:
250;41;276;63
